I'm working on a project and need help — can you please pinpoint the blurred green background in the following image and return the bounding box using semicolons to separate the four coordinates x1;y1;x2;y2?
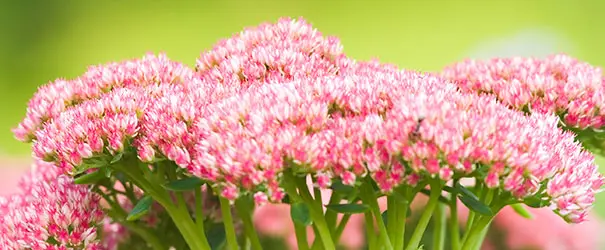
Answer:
1;0;604;215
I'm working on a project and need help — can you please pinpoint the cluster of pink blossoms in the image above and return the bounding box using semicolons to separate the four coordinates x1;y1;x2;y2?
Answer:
12;17;604;235
186;64;603;222
442;54;605;129
196;17;347;88
0;161;104;249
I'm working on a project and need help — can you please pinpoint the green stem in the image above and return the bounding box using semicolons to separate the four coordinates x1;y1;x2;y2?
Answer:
405;179;441;250
393;186;412;250
359;180;393;250
387;195;398;244
295;177;336;250
194;188;206;234
294;221;310;250
114;160;210;250
461;183;484;245
218;195;239;250
432;203;446;250
325;192;343;236
333;214;351;243
235;197;263;250
364;211;377;250
460;216;493;250
282;172;311;250
450;188;461;250
98;189;166;250
472;226;490;250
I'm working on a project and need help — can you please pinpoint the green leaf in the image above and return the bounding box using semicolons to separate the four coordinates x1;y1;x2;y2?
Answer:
291;202;312;226
459;195;492;216
206;222;226;250
103;167;114;178
281;194;291;204
74;170;106;185
162;177;205;192
330;180;355;195
511;204;533;219
524;196;549;208
76;155;111;175
454;182;479;200
381;210;388;226
110;151;124;164
127;195;153;221
325;203;370;214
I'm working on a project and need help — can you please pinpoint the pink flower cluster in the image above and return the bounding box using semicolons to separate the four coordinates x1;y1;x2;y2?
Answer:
0;161;104;249
442;54;605;129
16;18;604;224
14;53;194;143
187;64;603;222
196;17;347;88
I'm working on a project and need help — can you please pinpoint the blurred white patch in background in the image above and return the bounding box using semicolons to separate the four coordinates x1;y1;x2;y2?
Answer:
466;28;576;59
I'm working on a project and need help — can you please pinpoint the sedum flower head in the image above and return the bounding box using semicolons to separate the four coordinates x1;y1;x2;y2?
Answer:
196;17;347;88
442;54;605;129
0;160;104;249
14;53;195;143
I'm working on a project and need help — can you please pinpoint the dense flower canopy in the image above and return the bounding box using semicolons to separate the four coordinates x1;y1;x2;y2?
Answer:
442;54;605;129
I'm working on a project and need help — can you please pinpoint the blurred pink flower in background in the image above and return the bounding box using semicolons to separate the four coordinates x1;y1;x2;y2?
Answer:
487;206;605;250
0;157;29;195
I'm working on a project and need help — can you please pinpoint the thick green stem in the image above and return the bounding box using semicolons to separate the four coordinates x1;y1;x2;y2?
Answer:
99;189;166;250
450;189;461;250
387;195;398;244
218;196;239;250
359;180;393;250
432;203;446;250
461;183;484;245
295;177;336;250
325;192;343;236
393;186;412;250
115;160;210;250
282;172;311;250
405;179;441;250
333;214;351;243
235;197;263;250
194;188;206;234
364;211;377;250
294;222;310;250
461;216;493;250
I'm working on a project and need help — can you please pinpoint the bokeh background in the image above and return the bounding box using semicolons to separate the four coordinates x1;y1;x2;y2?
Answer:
1;0;604;217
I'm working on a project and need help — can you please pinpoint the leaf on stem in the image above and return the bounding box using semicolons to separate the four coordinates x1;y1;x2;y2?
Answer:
162;177;205;192
76;155;111;174
291;202;313;226
206;222;227;250
325;203;370;214
74;169;106;185
524;195;550;208
511;203;533;219
459;195;493;216
110;151;124;164
330;179;355;195
454;182;479;200
127;195;153;221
